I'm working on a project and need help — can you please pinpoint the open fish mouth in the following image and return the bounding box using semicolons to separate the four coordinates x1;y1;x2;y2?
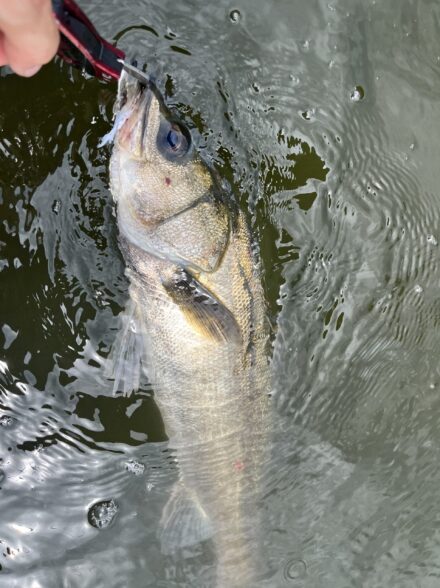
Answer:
113;65;171;157
99;66;151;149
113;72;154;155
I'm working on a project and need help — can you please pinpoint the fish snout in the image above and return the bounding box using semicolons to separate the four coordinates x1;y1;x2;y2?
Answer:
115;79;154;157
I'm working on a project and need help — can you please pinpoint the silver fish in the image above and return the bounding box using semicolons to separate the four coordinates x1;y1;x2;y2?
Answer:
109;70;271;587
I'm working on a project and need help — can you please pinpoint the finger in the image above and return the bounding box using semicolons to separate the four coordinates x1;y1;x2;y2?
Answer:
0;0;59;76
0;33;7;66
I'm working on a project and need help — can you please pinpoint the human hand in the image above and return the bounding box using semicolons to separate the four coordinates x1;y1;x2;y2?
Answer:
0;0;59;77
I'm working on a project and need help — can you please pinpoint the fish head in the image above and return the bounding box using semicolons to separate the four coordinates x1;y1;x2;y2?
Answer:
110;72;214;228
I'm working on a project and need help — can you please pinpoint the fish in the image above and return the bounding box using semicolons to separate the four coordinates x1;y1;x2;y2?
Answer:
108;70;271;587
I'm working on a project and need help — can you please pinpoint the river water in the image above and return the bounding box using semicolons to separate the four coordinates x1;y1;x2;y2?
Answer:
1;0;440;586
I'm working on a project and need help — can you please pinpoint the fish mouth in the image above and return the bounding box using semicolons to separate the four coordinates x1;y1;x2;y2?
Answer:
116;65;170;156
117;62;149;107
116;70;154;156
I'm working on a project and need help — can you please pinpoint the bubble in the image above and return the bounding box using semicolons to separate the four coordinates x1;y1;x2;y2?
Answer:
0;415;16;428
350;85;365;102
284;558;307;580
301;109;314;121
124;460;145;476
94;290;109;309
165;26;177;39
229;9;241;23
87;499;119;529
52;200;61;214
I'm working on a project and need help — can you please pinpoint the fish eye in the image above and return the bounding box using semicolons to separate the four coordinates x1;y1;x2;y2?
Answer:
157;120;191;160
167;128;182;150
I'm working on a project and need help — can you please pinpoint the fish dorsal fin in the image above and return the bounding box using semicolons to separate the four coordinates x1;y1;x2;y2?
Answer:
162;267;242;345
159;483;214;555
105;298;145;396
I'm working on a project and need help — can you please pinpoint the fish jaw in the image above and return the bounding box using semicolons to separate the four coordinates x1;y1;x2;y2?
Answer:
113;78;159;161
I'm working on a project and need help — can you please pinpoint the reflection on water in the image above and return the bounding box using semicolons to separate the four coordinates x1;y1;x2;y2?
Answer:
2;0;440;585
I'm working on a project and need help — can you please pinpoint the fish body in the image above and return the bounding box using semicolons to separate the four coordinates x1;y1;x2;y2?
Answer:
109;72;271;587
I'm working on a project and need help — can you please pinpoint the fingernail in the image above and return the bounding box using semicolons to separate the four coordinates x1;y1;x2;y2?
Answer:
22;65;41;77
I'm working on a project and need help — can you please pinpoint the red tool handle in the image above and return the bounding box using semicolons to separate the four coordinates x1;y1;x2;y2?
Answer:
52;0;125;80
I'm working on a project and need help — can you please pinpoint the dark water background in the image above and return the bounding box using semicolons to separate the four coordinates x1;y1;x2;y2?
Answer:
2;0;440;586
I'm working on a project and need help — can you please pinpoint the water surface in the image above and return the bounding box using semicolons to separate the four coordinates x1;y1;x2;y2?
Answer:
1;0;440;586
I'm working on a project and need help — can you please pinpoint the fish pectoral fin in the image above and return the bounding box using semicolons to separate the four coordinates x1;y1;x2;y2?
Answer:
159;483;214;555
105;298;146;396
162;267;242;345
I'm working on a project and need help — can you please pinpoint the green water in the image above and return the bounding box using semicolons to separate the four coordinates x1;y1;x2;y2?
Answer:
2;0;440;586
